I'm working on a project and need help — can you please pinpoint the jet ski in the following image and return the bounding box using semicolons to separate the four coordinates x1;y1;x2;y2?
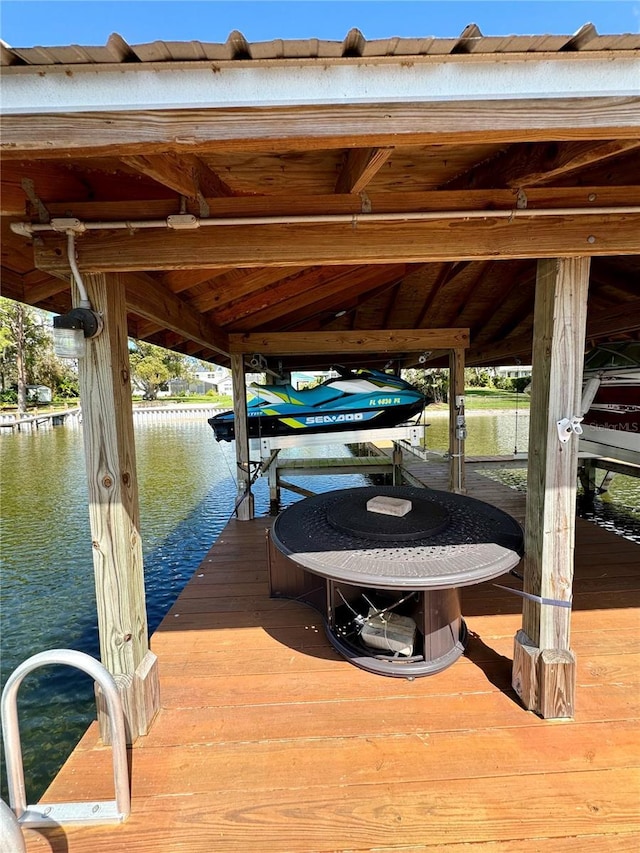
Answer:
208;368;426;442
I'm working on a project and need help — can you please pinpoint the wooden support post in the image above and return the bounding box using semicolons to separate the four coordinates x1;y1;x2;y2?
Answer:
231;353;254;521
75;273;160;742
392;443;403;486
448;348;466;494
578;458;597;510
578;458;597;497
268;455;280;510
513;257;590;718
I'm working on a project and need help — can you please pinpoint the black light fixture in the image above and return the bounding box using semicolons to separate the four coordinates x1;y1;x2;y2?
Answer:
53;307;103;359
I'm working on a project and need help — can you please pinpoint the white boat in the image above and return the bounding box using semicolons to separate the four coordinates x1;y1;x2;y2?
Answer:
580;342;640;465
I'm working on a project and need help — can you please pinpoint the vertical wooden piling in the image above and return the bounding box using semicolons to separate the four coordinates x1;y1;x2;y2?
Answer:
513;257;590;718
231;353;254;521
449;348;466;494
75;272;160;741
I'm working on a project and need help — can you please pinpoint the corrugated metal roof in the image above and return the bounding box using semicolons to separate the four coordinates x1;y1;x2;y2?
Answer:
2;24;639;67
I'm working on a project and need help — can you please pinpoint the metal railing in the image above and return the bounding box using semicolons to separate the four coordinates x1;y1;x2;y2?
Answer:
1;649;130;829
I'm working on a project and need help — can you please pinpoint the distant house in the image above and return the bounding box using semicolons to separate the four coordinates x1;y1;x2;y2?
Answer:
167;368;263;398
495;365;532;380
26;384;52;403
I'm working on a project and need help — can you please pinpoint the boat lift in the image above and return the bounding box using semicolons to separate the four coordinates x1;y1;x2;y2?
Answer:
252;423;425;506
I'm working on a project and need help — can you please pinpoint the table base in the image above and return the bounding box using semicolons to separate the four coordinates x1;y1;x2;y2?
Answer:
326;619;468;679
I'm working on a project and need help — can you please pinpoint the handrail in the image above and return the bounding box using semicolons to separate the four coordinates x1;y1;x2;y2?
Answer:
1;649;130;827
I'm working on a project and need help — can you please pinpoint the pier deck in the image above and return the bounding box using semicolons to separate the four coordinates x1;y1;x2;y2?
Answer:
23;464;640;852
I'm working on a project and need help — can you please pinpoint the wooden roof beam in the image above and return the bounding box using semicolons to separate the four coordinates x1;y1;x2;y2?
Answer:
33;213;640;271
229;329;469;356
3;97;640;159
334;147;393;194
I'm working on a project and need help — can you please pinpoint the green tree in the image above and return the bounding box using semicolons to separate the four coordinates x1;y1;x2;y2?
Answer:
129;340;192;400
465;367;494;388
402;368;449;404
0;298;51;414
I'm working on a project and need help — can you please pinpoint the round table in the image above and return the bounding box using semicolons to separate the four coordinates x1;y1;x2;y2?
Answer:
270;485;523;678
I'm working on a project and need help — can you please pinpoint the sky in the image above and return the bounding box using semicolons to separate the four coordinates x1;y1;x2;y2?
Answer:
1;1;638;48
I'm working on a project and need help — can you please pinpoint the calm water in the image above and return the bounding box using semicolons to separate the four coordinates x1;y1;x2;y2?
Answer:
1;410;638;802
425;410;640;543
0;417;377;803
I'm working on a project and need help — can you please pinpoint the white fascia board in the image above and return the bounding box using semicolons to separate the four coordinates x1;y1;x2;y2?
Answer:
2;56;639;114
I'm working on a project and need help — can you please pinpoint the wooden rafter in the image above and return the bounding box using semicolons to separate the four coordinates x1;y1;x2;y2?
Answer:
470;262;534;339
444;140;640;190
192;267;308;314
160;268;235;294
415;262;471;328
121;152;235;199
590;261;640;298
24;274;70;304
586;296;640;338
334;147;393;194
442;262;493;327
221;265;406;331
479;283;536;349
284;279;405;333
382;282;404;330
122;272;229;355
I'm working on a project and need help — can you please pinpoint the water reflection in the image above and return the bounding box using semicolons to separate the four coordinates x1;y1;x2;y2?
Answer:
0;419;377;801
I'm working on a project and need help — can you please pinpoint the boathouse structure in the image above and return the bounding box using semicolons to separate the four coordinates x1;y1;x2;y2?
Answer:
1;24;639;850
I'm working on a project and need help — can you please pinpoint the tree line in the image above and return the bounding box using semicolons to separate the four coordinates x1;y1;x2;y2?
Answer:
0;298;199;414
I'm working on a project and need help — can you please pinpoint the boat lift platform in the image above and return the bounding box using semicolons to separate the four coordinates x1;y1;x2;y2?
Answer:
252;424;425;505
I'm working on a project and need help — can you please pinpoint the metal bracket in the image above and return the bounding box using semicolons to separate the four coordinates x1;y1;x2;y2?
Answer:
360;191;372;213
557;415;584;444
21;179;50;224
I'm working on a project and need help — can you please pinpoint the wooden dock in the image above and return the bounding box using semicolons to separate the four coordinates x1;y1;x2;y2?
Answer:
0;408;81;430
23;464;640;852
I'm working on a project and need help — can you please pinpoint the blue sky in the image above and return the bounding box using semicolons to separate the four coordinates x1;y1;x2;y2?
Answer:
1;1;638;47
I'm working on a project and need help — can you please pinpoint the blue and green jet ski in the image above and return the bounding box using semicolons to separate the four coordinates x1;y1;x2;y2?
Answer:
208;368;426;441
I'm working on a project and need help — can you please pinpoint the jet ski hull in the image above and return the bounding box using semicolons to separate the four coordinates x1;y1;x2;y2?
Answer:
209;398;425;442
208;368;426;442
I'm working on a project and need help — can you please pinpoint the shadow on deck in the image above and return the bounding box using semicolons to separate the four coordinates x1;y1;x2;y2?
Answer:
23;464;640;852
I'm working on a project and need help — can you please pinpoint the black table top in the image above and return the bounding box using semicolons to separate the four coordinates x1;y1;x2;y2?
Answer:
271;485;524;590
